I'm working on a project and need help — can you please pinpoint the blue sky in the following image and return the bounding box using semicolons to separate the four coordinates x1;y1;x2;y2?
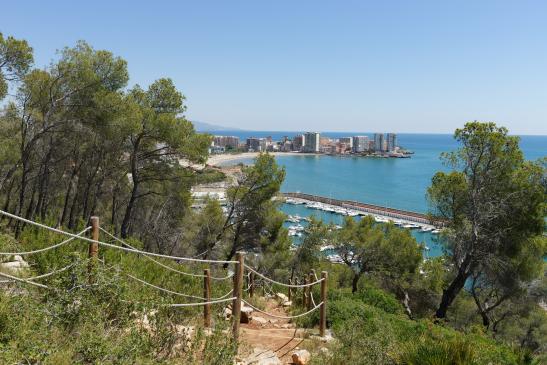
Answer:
2;0;546;134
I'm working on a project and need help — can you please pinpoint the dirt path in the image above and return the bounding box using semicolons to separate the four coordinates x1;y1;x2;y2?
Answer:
239;299;311;364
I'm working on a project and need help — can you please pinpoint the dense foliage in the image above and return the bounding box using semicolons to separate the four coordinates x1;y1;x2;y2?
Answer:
0;33;545;364
427;122;546;324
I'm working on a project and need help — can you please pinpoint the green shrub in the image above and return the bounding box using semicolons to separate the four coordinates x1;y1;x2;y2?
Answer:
356;286;404;315
398;336;478;365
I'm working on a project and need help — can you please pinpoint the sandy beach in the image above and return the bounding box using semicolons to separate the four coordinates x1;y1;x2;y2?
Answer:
206;151;318;166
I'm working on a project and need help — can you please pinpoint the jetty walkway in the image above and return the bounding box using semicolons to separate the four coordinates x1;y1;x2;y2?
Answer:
282;192;435;226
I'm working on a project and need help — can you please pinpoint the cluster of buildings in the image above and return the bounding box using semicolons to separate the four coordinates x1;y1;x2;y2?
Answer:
211;132;409;157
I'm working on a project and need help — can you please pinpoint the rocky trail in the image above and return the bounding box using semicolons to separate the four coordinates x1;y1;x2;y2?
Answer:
236;295;327;365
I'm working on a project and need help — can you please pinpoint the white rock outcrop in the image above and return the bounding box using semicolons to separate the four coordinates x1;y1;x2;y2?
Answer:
291;349;311;365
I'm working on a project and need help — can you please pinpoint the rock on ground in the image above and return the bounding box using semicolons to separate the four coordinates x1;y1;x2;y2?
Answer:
252;316;268;325
291;349;311;365
242;348;282;365
241;305;253;323
275;292;288;302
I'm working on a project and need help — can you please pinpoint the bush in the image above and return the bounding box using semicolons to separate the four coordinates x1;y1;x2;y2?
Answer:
356;286;404;315
398;336;478;365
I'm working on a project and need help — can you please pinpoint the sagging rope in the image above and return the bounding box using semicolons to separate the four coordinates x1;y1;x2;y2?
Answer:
0;227;91;256
125;273;233;301
244;264;324;288
0;271;49;289
122;296;236;308
0;263;74;284
0;209;237;265
242;299;323;319
100;228;233;281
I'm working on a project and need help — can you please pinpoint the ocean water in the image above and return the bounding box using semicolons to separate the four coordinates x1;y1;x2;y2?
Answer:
208;131;547;256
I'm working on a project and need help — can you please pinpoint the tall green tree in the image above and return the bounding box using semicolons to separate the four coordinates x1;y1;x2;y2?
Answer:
119;79;210;238
427;122;546;320
206;153;286;265
333;216;422;295
0;33;33;100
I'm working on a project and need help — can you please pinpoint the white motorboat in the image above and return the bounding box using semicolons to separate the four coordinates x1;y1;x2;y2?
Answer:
375;216;389;223
402;223;419;229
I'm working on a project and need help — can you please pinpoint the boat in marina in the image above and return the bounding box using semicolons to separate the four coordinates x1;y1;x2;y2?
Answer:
307;202;323;210
285;215;300;223
327;254;344;264
374;216;389;223
420;226;433;232
431;229;441;234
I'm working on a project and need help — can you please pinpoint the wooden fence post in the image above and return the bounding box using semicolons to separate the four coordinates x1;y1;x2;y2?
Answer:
249;272;254;298
88;216;99;281
308;272;314;310
204;269;211;328
232;252;244;340
320;271;328;337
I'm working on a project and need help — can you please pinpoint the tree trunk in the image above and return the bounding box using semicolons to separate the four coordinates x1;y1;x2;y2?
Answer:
14;159;29;237
352;272;360;293
435;265;470;319
121;181;138;238
59;170;77;227
121;139;141;239
401;289;413;319
223;224;242;269
1;178;15;221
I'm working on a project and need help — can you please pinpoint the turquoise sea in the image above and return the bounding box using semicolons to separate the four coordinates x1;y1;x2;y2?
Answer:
210;131;547;257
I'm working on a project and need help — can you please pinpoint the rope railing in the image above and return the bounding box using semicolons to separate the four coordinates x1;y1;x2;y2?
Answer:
244;264;324;288
99;228;233;281
0;209;329;338
0;227;91;256
242;299;323;319
0;264;75;284
125;273;233;302
122;296;237;308
0;209;237;265
0;270;49;289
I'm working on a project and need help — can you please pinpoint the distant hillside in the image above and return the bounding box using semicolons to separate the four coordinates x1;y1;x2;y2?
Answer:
191;120;242;132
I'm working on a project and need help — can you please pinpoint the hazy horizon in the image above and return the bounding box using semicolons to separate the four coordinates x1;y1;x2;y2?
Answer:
195;121;547;137
3;1;547;135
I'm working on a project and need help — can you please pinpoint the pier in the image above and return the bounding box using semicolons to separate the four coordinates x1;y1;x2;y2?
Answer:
282;192;435;226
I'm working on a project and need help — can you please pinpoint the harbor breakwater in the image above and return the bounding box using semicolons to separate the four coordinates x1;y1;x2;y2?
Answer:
282;192;437;226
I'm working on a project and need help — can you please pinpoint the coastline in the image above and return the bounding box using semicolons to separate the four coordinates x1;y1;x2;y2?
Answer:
207;151;319;166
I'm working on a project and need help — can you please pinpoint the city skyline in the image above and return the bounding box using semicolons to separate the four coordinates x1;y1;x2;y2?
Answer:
2;1;547;135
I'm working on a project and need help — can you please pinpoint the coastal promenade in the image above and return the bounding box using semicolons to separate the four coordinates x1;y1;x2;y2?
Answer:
282;192;435;226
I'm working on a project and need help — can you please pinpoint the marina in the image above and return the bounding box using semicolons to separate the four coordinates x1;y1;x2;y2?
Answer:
282;192;439;229
281;194;444;263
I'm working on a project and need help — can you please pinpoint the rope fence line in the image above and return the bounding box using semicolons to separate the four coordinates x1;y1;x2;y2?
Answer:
0;209;237;265
122;296;237;308
100;228;234;281
244;264;324;288
242;299;323;320
0;209;330;338
125;273;233;302
0;263;74;284
0;227;91;256
0;270;49;289
310;291;317;307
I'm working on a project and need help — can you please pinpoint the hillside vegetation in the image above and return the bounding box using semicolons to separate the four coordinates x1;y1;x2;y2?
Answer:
0;33;545;364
